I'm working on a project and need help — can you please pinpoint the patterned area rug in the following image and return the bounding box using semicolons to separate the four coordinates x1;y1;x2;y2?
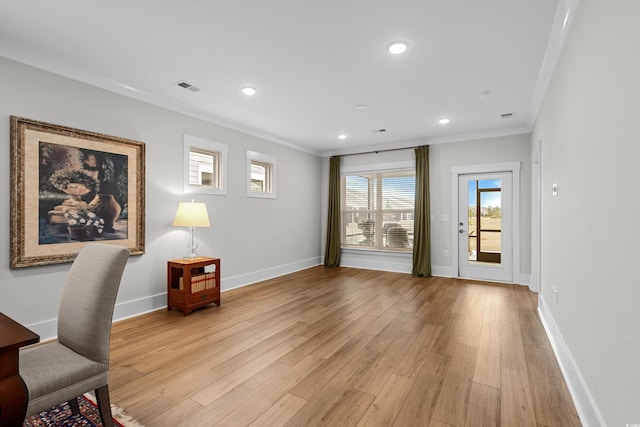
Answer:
23;394;144;427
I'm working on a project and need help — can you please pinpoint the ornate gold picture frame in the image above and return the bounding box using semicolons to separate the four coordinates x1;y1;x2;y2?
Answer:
10;116;145;268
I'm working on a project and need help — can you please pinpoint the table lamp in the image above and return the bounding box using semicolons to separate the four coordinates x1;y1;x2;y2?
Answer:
173;200;210;258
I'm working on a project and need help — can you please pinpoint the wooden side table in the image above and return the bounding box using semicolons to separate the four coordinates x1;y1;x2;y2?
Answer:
0;312;39;427
167;257;220;315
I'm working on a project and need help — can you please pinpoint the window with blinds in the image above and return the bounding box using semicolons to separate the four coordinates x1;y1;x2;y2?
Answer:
341;169;415;250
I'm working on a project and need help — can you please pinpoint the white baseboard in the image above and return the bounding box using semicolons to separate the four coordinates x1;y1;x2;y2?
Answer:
27;256;322;342
113;293;167;321
221;257;322;291
538;296;605;427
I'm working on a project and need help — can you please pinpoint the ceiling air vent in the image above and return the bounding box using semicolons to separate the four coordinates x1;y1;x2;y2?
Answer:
176;81;201;92
501;112;514;119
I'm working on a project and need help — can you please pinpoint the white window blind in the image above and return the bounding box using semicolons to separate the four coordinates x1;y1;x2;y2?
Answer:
341;169;415;250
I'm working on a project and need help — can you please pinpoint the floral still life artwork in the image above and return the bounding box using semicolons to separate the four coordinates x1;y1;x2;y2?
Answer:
10;116;145;268
39;141;128;244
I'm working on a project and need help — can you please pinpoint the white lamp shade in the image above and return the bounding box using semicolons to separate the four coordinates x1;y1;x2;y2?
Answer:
173;202;211;227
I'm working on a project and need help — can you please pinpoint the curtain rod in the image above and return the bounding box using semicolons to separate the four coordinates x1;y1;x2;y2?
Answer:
336;145;419;157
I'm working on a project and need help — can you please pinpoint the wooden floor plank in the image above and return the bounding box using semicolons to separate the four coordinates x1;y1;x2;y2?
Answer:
289;332;375;401
432;343;478;426
465;382;500;427
501;367;537;427
393;323;441;379
354;330;416;396
473;302;501;387
248;393;308;427
393;351;450;427
106;266;580;426
315;388;375;427
214;354;323;426
501;319;528;371
524;344;582;427
355;374;415;427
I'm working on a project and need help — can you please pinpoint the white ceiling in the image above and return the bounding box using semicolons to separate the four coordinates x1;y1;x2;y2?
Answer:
0;0;571;156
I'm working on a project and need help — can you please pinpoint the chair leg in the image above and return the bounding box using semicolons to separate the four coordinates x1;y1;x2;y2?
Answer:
68;397;81;415
95;384;114;427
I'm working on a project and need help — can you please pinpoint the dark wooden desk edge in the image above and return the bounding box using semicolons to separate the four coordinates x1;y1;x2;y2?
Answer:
0;312;40;427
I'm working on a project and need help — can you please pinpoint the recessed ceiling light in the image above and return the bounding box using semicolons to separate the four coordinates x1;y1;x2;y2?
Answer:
338;134;348;140
356;105;367;110
387;41;409;55
479;90;491;99
438;118;451;125
241;86;257;96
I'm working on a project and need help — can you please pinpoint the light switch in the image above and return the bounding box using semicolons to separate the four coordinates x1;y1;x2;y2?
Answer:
552;183;558;197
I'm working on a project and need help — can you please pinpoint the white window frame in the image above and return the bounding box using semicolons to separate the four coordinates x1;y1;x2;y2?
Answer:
341;161;415;252
183;134;228;195
246;150;276;199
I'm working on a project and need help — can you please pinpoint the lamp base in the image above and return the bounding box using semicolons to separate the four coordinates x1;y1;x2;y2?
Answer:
184;227;201;260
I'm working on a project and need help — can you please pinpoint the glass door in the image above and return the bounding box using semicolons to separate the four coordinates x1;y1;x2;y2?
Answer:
458;172;512;282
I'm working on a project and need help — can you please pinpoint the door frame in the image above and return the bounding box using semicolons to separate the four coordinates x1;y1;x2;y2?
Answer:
451;162;521;283
530;140;541;292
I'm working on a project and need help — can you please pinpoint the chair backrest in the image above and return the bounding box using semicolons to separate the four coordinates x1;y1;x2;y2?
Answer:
57;244;129;364
387;227;409;248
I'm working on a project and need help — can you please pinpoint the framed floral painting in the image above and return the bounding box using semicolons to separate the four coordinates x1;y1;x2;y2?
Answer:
10;116;145;268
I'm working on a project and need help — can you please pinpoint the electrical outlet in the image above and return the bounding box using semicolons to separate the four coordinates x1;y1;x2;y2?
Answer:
443;249;449;258
553;286;559;304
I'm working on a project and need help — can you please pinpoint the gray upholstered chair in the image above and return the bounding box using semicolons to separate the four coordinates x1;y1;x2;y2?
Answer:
20;244;129;426
387;227;410;248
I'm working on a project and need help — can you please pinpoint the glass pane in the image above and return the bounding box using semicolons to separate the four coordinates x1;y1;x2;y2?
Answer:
468;236;477;261
468;180;477;261
200;171;213;186
481;231;501;253
381;172;415;210
343;212;377;247
480;192;501;231
189;150;217;186
478;178;501;189
344;175;371;209
251;162;267;192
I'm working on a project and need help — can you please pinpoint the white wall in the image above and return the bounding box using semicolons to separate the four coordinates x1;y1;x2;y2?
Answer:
0;57;322;339
532;1;640;425
321;134;532;282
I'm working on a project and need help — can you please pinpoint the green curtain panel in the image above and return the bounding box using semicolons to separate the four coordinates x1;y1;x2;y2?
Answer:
324;156;341;267
412;146;431;277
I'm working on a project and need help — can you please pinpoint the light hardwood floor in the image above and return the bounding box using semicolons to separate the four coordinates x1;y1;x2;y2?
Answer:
109;266;581;426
